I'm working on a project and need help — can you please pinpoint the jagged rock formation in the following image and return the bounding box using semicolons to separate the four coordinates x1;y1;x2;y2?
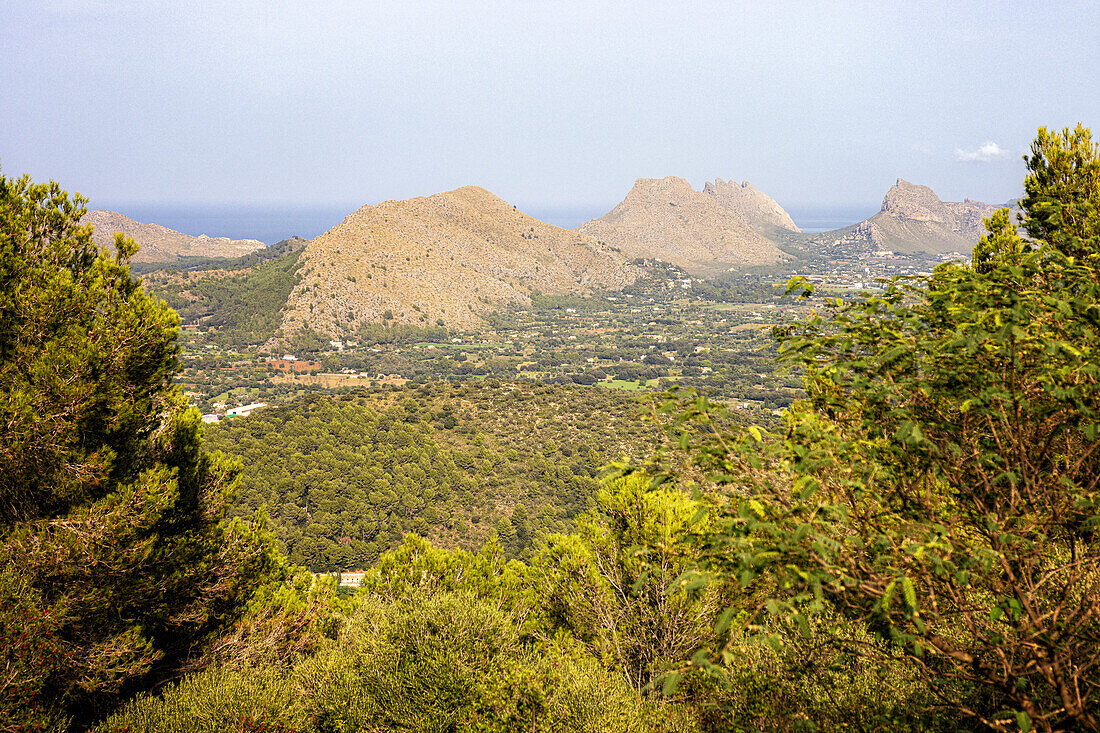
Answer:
576;176;787;274
851;179;1001;255
83;210;266;263
702;178;801;233
278;186;639;336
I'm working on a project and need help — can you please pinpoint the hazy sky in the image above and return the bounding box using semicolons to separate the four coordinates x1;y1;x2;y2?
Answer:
3;0;1098;219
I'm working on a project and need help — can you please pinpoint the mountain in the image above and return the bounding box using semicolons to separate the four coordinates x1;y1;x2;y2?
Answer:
277;186;639;336
812;180;1003;255
702;178;801;233
83;210;266;263
576;176;788;274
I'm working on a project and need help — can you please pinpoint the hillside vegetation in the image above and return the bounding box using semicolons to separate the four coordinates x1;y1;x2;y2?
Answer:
145;248;305;347
208;382;662;569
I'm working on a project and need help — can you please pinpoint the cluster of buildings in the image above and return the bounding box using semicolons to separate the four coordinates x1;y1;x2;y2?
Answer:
201;401;268;424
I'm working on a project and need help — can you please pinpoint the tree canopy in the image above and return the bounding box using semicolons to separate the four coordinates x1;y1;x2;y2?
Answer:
0;171;277;729
652;125;1100;732
207;383;660;568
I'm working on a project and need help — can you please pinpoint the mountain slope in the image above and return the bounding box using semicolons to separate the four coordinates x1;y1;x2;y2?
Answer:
278;186;639;336
83;210;266;263
702;178;801;233
802;180;1004;256
856;179;1001;254
143;247;305;347
576;176;787;274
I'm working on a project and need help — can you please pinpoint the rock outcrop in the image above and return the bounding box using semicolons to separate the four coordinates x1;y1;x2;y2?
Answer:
83;210;266;263
702;178;801;233
278;186;640;336
576;176;787;274
852;179;1001;254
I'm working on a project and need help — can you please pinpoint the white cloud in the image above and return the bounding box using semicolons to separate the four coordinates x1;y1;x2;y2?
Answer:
954;141;1012;163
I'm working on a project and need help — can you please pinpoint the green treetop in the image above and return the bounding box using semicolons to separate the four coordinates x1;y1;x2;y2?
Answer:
658;125;1100;732
1021;124;1100;255
0;170;278;729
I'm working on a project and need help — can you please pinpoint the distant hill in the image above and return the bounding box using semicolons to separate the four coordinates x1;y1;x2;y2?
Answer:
277;186;639;337
83;210;266;263
212;235;310;269
576;176;788;274
804;180;1008;255
131;235;312;275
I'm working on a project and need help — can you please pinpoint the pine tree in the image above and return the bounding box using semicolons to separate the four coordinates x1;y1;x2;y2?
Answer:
0;170;278;728
1021;124;1100;255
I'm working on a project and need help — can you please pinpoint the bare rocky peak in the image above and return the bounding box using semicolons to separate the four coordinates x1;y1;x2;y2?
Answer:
278;185;638;337
879;179;957;222
82;210;265;263
599;176;697;218
702;178;801;232
877;179;999;228
577;176;786;273
849;179;1001;254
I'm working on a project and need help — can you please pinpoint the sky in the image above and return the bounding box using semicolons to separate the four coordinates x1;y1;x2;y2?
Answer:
2;0;1098;232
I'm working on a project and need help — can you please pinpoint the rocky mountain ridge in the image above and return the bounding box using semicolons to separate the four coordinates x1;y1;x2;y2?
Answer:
83;210;266;263
576;176;789;274
816;179;1005;255
702;178;801;233
122;176;1014;341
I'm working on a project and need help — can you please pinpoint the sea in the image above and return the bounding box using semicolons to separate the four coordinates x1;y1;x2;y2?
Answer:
783;205;879;233
100;203;878;244
98;203;360;245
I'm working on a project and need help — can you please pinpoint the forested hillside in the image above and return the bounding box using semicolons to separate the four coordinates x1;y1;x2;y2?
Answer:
208;382;662;568
144;248;304;347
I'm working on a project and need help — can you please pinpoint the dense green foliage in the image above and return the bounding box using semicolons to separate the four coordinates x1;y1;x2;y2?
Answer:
652;126;1100;732
207;382;660;568
0;171;278;729
96;592;691;733
97;479;956;732
540;475;727;693
145;248;304;347
1021;124;1100;255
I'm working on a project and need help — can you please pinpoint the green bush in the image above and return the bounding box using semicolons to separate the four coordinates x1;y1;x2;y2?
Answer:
94;667;306;733
99;591;695;733
1;165;277;728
